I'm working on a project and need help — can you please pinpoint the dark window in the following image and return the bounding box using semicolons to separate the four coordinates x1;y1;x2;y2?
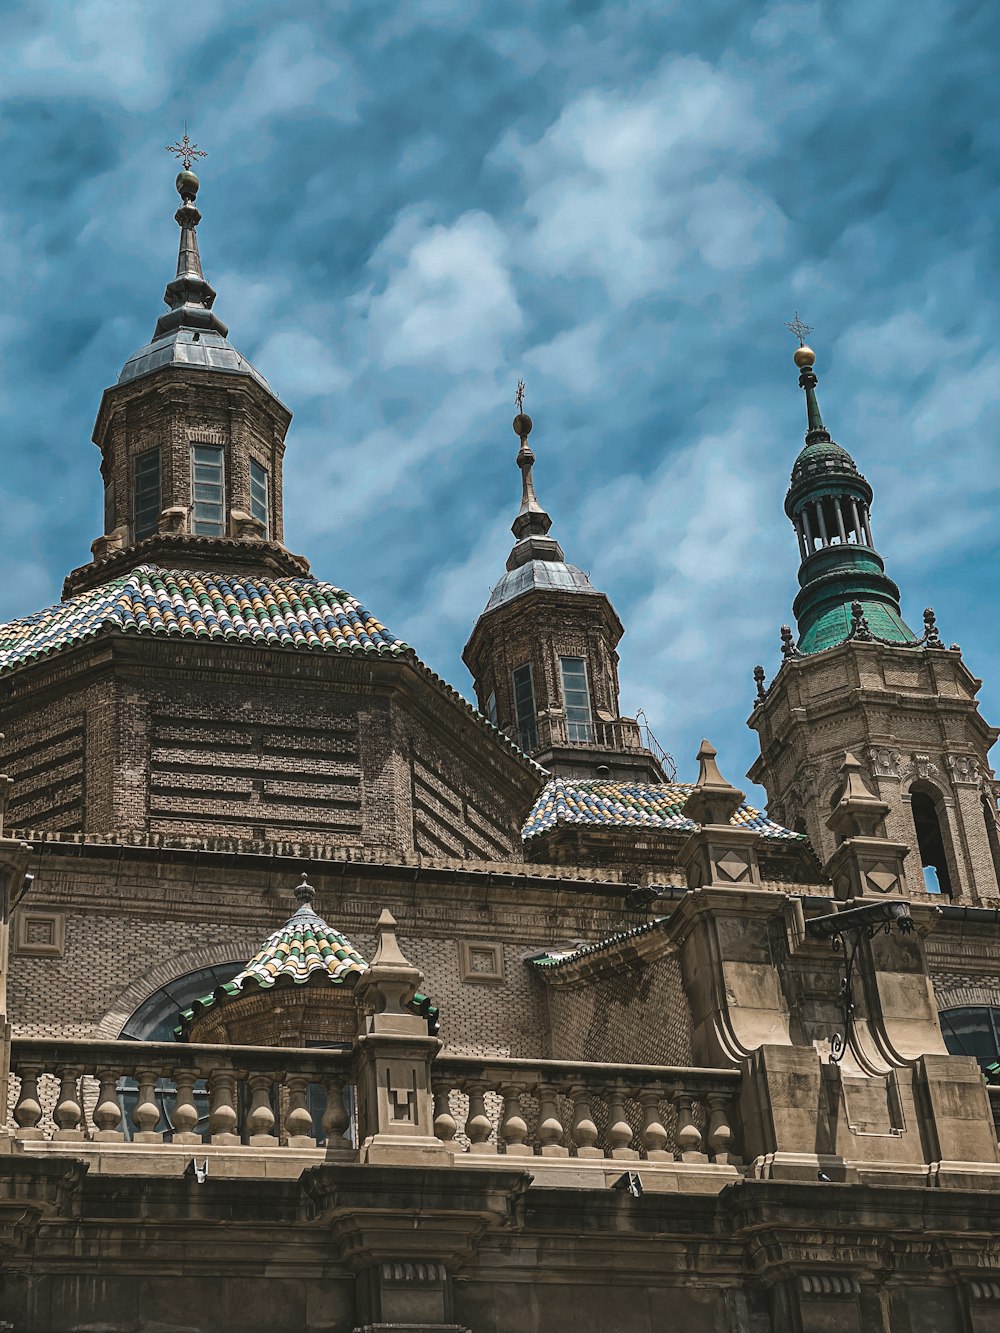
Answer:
512;663;537;752
117;962;244;1142
133;448;161;540
103;479;116;535
190;444;226;536
485;690;498;727
249;459;269;536
940;1006;1000;1078
911;788;952;896
559;656;594;742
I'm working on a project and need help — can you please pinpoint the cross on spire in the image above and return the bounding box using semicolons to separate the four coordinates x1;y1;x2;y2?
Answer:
515;379;526;414
165;128;208;172
785;312;814;346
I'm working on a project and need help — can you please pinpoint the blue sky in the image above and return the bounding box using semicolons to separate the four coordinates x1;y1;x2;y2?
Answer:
3;0;1000;797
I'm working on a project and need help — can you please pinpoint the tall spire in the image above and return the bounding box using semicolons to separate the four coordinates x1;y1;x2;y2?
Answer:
154;137;228;342
781;336;916;655
511;383;554;543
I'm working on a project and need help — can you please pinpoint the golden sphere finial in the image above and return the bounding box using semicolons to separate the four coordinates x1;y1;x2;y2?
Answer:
793;344;815;368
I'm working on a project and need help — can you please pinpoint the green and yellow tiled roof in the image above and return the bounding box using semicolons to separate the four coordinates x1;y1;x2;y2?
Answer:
530;917;666;969
0;564;405;673
522;777;800;841
175;890;439;1036
236;902;369;990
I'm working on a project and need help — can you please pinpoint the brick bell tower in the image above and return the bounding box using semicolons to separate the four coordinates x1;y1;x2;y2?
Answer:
463;391;668;783
749;335;1000;902
69;149;307;597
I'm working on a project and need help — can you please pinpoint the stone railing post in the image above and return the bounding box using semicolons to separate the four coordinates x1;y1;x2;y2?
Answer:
570;1085;602;1159
13;1064;44;1140
466;1081;495;1155
500;1082;532;1157
208;1068;240;1146
53;1067;86;1141
92;1068;124;1141
247;1073;278;1147
352;909;448;1165
606;1083;638;1161
133;1067;164;1144
320;1078;352;1153
639;1089;671;1161
285;1074;315;1148
170;1068;202;1144
674;1091;707;1163
537;1083;568;1157
706;1091;736;1165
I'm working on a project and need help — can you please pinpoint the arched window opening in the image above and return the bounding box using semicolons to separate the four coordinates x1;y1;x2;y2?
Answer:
116;962;352;1146
911;788;952;896
940;1006;1000;1082
983;795;1000;892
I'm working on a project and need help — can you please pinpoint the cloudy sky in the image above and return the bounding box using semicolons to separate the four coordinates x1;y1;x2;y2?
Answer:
4;0;999;796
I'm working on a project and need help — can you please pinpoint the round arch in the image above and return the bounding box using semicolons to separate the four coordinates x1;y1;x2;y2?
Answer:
96;942;249;1039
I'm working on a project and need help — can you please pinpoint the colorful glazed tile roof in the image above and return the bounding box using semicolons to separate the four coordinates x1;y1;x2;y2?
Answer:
175;888;439;1037
234;900;370;990
522;777;801;841
0;564;405;673
530;917;666;969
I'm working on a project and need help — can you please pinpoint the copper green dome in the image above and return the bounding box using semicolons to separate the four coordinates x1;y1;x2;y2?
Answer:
780;347;917;655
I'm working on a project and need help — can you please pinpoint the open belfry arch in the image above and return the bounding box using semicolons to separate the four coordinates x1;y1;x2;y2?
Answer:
2;160;1000;1333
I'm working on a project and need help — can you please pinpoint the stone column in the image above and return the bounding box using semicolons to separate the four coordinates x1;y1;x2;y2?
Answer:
352;909;448;1166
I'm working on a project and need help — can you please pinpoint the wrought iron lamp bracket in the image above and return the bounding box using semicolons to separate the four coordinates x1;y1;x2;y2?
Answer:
806;901;914;1064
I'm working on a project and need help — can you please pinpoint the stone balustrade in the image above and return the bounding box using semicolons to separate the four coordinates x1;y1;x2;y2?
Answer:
8;1038;742;1168
432;1055;741;1164
9;1037;355;1150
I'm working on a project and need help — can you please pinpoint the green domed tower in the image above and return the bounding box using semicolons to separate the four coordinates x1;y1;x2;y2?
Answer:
749;337;1000;903
784;343;916;653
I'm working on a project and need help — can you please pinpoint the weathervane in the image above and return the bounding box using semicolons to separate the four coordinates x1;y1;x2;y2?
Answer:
165;125;208;172
784;311;813;346
515;379;526;413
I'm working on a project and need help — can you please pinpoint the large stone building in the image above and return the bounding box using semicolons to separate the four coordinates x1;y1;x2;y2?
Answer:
2;164;1000;1333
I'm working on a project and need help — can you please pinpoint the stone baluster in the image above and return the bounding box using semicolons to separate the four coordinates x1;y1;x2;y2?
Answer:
285;1073;316;1148
537;1084;568;1157
208;1069;240;1146
570;1085;602;1159
133;1067;164;1143
606;1083;637;1161
170;1068;202;1144
433;1085;459;1155
466;1081;495;1155
13;1065;44;1140
247;1073;278;1147
674;1091;707;1163
53;1067;85;1141
92;1068;124;1141
706;1092;735;1165
639;1090;671;1161
500;1083;531;1157
321;1079;352;1153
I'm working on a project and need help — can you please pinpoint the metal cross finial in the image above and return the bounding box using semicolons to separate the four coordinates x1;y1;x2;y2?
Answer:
515;379;526;413
784;312;813;346
165;129;208;171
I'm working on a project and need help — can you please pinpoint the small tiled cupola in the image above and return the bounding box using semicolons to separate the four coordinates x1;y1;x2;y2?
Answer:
463;395;669;783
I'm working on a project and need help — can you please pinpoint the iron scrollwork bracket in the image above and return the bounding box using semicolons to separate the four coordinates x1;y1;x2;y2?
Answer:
806;900;915;1064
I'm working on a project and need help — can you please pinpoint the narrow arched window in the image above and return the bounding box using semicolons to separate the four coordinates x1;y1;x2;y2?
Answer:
911;787;953;896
